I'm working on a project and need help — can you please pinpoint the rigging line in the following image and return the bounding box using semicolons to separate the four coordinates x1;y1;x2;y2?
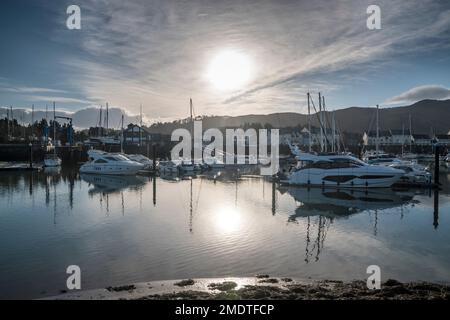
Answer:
310;96;332;148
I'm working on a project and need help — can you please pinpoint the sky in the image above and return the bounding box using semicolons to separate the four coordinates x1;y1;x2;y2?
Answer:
1;0;450;124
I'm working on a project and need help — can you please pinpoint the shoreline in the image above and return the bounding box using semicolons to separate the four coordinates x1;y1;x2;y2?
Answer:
45;276;450;300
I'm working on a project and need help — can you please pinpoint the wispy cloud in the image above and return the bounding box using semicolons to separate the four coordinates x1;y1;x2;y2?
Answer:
385;85;450;105
0;86;66;94
26;95;93;105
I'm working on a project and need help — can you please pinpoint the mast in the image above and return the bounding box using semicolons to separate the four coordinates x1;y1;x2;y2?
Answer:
31;104;34;140
45;104;49;143
332;110;336;153
106;102;109;133
376;104;379;156
99;105;103;136
318;92;323;153
53;102;56;155
190;98;194;161
120;114;124;153
409;114;412;153
322;95;327;152
6;107;9;140
401;123;405;157
140;104;143;146
10;106;14;137
307;92;311;152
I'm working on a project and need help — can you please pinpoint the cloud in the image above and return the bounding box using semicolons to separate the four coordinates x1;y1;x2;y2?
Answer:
2;0;447;119
51;0;450;118
0;86;66;94
26;95;93;105
385;85;450;105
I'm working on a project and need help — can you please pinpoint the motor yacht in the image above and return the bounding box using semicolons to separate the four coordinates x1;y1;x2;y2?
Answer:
283;152;404;188
159;160;179;174
124;154;156;170
44;153;62;167
389;162;432;184
80;150;144;175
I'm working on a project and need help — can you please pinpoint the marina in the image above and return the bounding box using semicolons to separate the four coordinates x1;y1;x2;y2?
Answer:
2;0;450;306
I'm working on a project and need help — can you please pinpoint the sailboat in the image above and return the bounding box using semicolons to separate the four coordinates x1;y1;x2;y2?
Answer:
44;102;62;167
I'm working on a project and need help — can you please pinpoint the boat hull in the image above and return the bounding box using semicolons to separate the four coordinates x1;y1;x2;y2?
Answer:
285;168;403;188
79;164;142;175
44;158;62;167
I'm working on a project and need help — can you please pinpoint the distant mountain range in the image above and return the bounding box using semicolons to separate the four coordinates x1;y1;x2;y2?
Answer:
147;99;450;135
1;99;449;134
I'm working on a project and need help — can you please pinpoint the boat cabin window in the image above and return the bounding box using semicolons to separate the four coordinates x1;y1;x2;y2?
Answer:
94;159;108;163
105;156;118;161
329;158;364;168
394;166;412;172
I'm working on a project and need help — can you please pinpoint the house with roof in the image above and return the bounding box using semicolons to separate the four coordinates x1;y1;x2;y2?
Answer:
363;130;392;146
390;129;412;145
411;134;432;146
123;124;165;146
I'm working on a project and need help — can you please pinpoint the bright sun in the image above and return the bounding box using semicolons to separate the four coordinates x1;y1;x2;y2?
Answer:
206;50;253;91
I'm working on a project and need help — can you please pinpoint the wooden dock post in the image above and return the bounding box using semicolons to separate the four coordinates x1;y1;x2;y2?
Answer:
152;144;156;172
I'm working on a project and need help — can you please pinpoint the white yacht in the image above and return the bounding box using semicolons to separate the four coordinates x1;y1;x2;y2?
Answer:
389;162;432;184
159;160;179;174
283;152;404;188
44;153;62;167
124;154;156;170
80;150;144;175
178;159;195;172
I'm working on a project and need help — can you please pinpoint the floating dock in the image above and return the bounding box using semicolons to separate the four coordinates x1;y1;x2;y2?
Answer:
0;162;42;172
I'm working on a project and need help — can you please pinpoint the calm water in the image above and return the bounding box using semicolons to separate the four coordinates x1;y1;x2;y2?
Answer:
1;166;450;299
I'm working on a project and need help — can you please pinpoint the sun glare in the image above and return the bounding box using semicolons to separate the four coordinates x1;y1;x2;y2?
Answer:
215;206;242;233
206;50;253;91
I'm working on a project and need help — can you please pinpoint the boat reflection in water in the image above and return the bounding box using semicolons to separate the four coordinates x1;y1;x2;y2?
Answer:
284;187;417;220
281;186;419;263
80;174;147;195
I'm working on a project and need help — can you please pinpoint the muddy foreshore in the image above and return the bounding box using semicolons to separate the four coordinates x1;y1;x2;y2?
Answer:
45;276;450;300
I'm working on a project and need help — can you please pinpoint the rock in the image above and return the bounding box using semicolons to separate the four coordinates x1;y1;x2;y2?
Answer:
258;278;279;284
174;279;195;287
384;279;402;287
208;281;238;292
106;284;136;292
